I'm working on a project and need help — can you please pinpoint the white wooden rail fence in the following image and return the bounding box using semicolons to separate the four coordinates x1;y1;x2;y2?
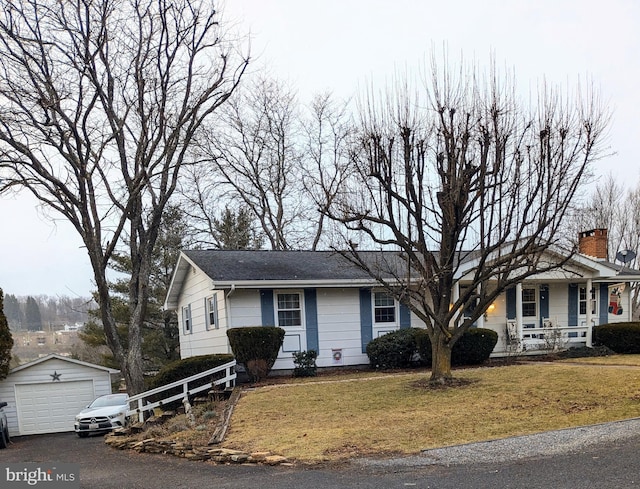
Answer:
126;360;237;423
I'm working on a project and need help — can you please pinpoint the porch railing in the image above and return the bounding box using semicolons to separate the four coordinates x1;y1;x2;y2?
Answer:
503;320;590;353
126;360;236;423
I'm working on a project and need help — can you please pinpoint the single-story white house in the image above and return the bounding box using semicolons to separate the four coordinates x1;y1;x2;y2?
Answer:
0;354;118;437
164;229;640;370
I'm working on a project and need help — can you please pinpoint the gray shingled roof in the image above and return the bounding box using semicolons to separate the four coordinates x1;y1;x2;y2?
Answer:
182;249;400;282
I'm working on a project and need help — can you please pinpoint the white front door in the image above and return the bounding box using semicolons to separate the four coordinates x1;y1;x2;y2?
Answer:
274;291;307;354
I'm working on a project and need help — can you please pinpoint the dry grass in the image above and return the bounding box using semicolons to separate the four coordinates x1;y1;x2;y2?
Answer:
129;401;224;446
559;354;640;366
222;363;640;462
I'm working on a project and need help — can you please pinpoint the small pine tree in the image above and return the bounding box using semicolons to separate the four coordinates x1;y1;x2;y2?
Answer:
0;288;15;380
213;206;263;250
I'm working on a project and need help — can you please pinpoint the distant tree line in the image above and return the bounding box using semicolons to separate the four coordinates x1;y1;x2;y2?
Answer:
3;293;93;332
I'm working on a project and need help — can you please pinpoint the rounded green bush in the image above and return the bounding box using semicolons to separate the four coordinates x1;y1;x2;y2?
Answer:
451;328;498;365
366;328;421;369
415;327;498;366
226;326;285;381
594;322;640;354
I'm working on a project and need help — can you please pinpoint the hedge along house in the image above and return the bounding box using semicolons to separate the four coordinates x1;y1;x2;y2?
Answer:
164;231;640;370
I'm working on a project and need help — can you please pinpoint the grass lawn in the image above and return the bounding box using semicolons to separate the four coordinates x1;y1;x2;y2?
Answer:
559;354;640;366
222;360;640;462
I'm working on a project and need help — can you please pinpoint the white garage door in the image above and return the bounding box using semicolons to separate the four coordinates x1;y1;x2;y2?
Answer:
16;380;95;435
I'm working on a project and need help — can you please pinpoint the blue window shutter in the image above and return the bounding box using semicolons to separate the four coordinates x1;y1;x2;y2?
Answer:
260;290;275;326
539;284;549;327
359;288;373;353
506;287;516;320
599;283;609;325
399;302;411;329
568;284;578;327
304;289;319;352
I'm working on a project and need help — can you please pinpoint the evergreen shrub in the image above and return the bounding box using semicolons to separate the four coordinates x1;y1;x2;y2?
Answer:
292;350;318;377
415;327;498;366
593;322;640;353
226;326;285;382
0;289;14;380
366;328;421;369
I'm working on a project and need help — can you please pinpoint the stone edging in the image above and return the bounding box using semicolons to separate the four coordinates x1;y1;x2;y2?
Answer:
105;435;291;465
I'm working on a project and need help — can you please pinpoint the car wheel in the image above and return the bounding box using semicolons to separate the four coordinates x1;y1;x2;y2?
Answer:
77;432;89;438
0;427;7;449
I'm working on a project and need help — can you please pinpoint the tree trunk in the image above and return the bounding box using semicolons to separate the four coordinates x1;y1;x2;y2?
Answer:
430;334;453;384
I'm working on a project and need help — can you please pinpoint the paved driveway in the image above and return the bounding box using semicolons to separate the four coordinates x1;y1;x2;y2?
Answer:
4;427;640;489
1;433;285;489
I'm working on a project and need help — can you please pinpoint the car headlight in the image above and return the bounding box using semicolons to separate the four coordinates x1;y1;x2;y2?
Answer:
108;412;125;419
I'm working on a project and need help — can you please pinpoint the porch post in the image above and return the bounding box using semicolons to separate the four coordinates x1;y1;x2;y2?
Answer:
476;284;485;328
586;279;593;347
516;283;523;348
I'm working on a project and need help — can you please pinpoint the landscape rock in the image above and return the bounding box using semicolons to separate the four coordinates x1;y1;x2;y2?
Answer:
104;433;290;466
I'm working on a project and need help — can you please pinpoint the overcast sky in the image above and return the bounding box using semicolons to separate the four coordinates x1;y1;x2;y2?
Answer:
1;0;638;298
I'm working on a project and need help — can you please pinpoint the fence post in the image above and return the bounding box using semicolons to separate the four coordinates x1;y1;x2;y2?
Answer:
137;398;144;423
225;365;232;389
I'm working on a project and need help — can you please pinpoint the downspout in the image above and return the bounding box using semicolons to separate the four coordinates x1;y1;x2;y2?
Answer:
225;285;236;355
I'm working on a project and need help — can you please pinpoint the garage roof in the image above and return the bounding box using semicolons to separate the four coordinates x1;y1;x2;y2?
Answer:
10;353;120;375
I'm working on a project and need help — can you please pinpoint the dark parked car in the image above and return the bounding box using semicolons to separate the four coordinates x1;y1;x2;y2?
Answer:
0;401;9;448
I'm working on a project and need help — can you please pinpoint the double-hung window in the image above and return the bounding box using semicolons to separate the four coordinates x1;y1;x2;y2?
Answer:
182;304;192;334
205;294;218;330
578;286;596;316
521;287;537;318
374;291;396;324
276;292;302;328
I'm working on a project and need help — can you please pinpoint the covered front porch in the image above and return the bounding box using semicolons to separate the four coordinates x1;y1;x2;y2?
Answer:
456;279;632;356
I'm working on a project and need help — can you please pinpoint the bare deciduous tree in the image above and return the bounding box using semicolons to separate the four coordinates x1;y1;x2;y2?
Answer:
0;0;247;393
190;77;353;250
301;92;355;250
326;59;609;383
578;174;640;319
202;76;304;250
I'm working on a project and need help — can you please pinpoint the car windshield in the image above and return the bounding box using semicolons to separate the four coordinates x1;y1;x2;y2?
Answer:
89;395;128;408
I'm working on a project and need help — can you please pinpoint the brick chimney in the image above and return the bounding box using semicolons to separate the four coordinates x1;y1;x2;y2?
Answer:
578;228;608;260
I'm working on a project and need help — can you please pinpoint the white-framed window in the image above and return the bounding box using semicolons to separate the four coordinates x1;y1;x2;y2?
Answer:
275;291;303;328
182;304;192;334
205;294;218;330
373;291;396;324
578;286;596;316
521;287;537;318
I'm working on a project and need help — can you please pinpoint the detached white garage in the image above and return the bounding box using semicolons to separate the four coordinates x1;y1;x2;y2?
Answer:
0;354;119;437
